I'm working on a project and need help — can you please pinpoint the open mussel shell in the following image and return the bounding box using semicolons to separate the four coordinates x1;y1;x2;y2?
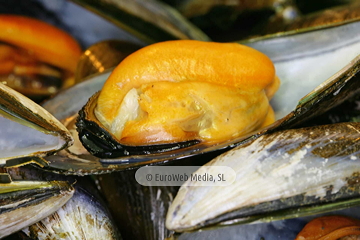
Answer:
72;21;360;168
38;25;360;174
0;178;74;238
166;122;360;232
0;82;73;165
3;165;121;239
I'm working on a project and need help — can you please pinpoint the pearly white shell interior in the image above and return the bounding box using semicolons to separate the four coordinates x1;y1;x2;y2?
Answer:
0;115;66;163
245;21;360;119
0;82;72;165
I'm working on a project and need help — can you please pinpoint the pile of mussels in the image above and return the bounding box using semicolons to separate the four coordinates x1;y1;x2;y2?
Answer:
2;0;360;239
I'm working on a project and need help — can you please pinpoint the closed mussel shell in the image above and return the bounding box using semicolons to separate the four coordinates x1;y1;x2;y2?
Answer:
166;122;360;231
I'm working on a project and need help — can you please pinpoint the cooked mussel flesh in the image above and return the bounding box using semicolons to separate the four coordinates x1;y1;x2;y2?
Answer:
0;15;82;99
76;40;280;158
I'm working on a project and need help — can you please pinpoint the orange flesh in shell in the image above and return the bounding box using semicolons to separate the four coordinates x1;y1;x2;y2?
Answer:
0;15;82;73
295;215;360;240
95;40;279;145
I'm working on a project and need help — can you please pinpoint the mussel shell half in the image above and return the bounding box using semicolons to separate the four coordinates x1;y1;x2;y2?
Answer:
3;164;121;239
0;82;73;165
20;184;121;239
0;179;74;238
166;122;360;232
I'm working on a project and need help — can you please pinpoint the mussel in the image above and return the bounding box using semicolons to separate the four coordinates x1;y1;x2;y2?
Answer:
0;73;122;238
72;18;360;166
76;40;280;158
0;165;74;238
0;178;74;239
28;18;357;174
0;82;73;164
1;165;122;240
166;122;360;232
295;215;360;239
0;15;82;100
0;72;77;238
2;1;360;239
171;207;360;239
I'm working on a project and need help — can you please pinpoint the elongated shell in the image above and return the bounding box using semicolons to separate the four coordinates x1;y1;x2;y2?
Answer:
21;186;121;239
171;207;360;239
4;165;121;239
0;180;74;239
166;122;360;231
0;82;73;165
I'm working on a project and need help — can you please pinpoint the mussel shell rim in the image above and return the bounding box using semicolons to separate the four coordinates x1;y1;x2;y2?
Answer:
172;197;360;233
0;83;73;163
